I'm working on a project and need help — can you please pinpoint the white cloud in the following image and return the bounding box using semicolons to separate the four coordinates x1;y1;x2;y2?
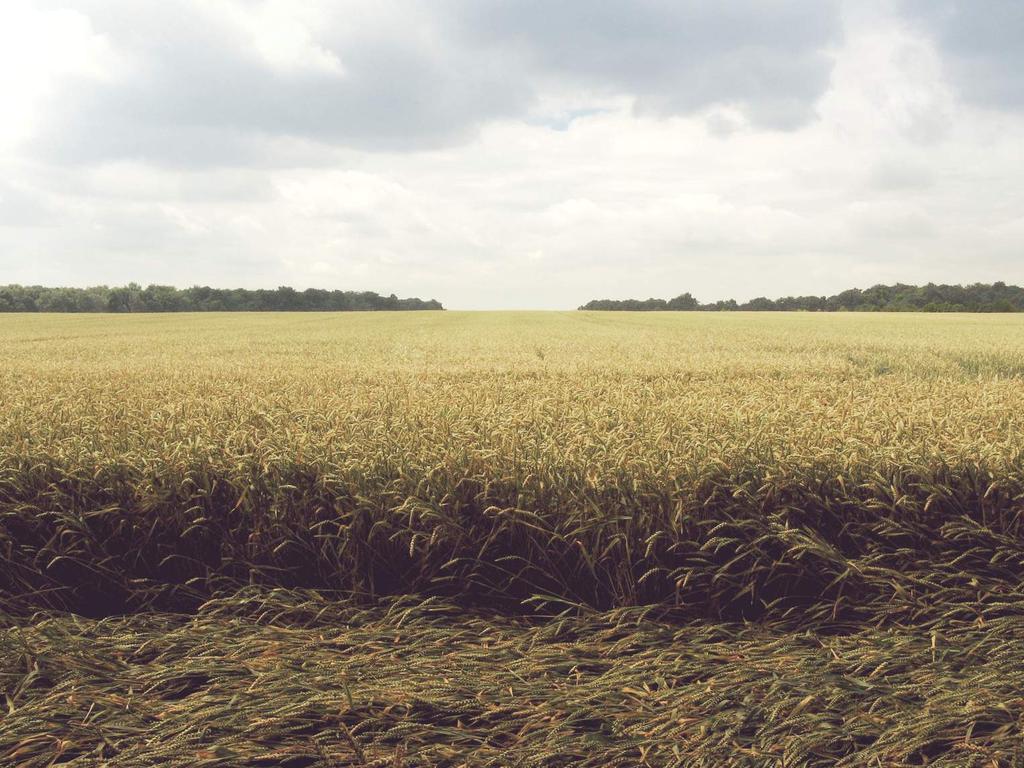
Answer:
207;0;346;76
0;2;120;148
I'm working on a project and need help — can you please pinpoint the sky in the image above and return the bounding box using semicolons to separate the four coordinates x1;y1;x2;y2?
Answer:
0;1;1022;309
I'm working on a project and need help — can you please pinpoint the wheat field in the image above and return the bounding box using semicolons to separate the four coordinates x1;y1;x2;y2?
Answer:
2;311;1024;766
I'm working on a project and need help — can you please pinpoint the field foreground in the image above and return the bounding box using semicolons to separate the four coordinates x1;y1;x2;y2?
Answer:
2;311;1024;766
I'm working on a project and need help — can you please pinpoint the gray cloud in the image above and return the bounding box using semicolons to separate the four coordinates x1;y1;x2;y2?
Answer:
31;0;531;165
901;0;1024;111
448;0;841;129
30;0;842;167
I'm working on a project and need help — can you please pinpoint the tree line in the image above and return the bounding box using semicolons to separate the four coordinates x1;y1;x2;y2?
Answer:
580;282;1024;313
0;283;444;312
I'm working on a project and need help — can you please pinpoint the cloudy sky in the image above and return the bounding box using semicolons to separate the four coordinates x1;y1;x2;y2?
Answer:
1;1;1022;309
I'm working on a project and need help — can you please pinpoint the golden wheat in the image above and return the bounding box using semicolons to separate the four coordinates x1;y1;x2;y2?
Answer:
2;311;1023;765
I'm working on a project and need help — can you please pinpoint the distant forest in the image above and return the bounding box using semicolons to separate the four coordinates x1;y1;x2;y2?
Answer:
580;282;1024;313
0;283;444;312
